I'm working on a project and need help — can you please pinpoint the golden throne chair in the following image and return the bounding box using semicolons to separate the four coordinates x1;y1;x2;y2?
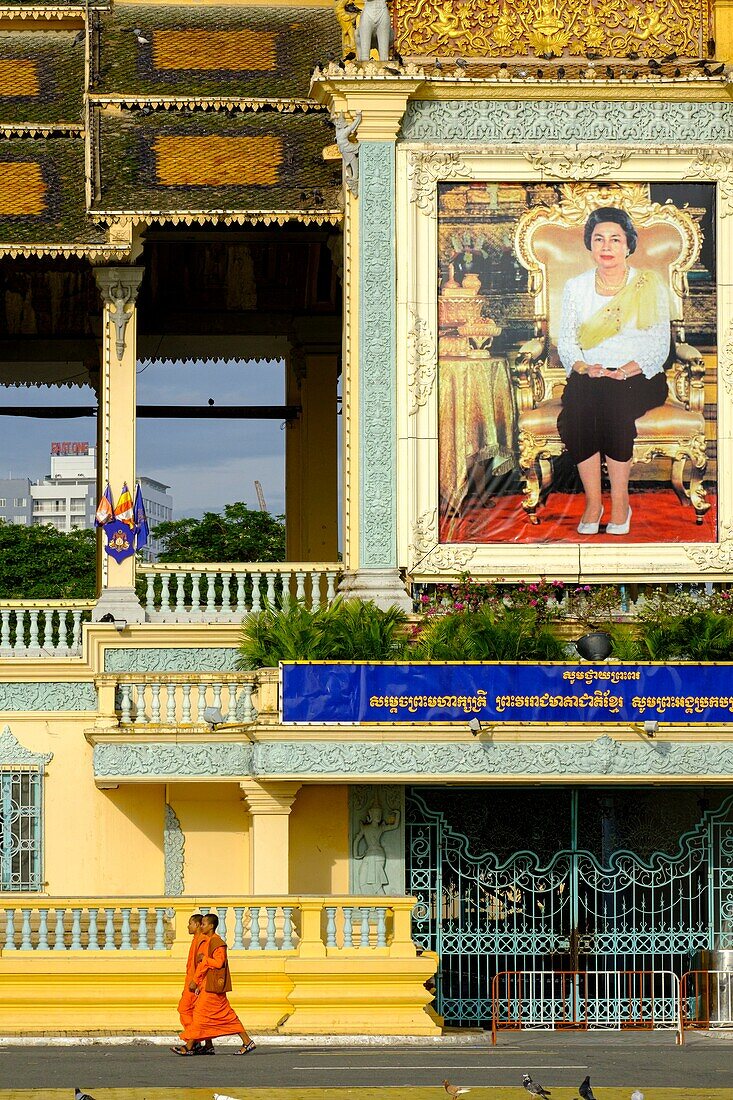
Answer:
511;184;710;525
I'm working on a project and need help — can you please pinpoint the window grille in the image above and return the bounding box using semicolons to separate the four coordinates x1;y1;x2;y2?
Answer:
0;768;42;891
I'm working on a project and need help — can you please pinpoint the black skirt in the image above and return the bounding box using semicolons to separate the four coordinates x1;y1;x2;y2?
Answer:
557;371;668;465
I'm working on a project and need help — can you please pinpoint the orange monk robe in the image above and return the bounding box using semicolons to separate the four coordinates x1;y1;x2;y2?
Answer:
180;936;246;1042
177;930;206;1029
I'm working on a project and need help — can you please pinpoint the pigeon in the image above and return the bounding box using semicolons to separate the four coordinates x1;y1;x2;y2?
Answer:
523;1076;552;1099
443;1083;471;1098
214;1095;241;1100
75;1091;97;1100
579;1077;596;1100
630;1093;644;1100
454;58;468;70
129;28;150;44
71;30;85;46
312;189;325;206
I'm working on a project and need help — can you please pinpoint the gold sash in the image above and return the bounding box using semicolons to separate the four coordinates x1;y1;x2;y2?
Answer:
577;269;667;351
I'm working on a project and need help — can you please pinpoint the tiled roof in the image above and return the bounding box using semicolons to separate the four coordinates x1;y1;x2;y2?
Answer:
94;107;342;217
0;31;83;124
0;138;109;253
94;4;341;102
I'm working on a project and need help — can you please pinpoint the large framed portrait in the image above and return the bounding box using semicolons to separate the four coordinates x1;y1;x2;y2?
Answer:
396;150;730;581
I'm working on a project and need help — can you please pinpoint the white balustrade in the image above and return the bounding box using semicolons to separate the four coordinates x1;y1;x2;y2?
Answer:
0;604;92;658
0;898;404;953
138;563;340;623
115;675;259;726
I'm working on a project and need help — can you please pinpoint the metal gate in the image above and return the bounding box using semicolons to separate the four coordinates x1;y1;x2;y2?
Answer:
407;788;733;1027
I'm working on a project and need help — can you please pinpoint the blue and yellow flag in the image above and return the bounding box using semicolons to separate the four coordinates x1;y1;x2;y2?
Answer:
133;483;150;551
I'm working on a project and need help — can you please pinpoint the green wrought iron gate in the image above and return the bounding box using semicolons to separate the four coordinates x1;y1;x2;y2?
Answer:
407;788;733;1027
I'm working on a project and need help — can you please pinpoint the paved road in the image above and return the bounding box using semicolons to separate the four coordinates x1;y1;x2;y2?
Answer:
0;1032;731;1092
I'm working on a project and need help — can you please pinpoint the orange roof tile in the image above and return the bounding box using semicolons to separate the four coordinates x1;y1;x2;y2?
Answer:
0;59;39;97
153;135;282;187
153;30;277;72
0;163;45;215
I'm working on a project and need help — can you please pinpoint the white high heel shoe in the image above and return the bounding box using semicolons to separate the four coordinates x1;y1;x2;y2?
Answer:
576;508;603;536
607;507;632;535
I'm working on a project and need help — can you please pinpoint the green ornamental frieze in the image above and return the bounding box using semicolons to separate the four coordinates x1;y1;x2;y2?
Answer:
93;741;252;779
103;647;239;673
0;682;96;712
256;738;733;777
94;736;733;780
400;100;733;144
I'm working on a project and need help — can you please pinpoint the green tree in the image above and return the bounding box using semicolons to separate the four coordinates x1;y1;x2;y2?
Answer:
0;523;96;598
153;503;286;563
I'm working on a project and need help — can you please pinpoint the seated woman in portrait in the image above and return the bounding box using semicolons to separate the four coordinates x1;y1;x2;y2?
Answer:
556;206;671;536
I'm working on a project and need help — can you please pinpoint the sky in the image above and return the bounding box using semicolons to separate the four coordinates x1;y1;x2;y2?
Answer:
0;360;287;520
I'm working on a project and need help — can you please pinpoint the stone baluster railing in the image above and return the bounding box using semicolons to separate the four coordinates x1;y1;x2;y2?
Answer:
0;602;93;658
138;563;340;623
113;673;259;726
0;897;413;953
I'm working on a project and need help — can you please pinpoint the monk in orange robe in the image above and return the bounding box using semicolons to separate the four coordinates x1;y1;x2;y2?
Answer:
172;912;255;1056
177;913;213;1055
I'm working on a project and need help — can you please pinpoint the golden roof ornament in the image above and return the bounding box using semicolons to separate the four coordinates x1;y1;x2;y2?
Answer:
392;0;712;59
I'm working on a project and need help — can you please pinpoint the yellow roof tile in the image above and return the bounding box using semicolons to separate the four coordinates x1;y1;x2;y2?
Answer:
0;162;45;215
152;30;277;72
0;59;39;98
153;135;282;187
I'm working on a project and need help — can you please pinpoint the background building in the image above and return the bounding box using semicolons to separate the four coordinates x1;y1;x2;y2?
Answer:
0;443;173;558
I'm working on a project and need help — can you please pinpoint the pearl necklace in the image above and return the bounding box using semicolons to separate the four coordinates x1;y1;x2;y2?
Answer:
595;267;628;294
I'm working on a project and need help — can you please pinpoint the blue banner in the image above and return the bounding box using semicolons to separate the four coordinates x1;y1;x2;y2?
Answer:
280;661;733;725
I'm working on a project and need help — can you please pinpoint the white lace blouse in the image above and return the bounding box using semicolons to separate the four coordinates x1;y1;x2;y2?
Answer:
557;266;671;379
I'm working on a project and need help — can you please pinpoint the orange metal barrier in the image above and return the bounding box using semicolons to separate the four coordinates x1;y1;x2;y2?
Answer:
491;969;682;1045
679;970;733;1042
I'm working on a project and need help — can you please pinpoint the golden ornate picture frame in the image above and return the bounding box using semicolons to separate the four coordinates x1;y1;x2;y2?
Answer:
395;146;733;582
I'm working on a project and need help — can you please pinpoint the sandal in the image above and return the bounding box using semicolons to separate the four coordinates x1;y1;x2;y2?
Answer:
235;1041;256;1055
171;1046;195;1056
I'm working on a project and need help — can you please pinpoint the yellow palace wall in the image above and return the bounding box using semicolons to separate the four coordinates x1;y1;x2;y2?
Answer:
4;711;352;894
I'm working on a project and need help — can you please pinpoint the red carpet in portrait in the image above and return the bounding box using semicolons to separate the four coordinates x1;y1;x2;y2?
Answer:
439;484;718;545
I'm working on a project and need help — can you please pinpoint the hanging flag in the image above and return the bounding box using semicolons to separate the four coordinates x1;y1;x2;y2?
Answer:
104;520;135;563
133;482;150;551
114;482;135;528
94;483;114;528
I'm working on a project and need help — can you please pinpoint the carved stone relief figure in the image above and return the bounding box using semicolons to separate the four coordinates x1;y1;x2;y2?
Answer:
332;111;363;197
350;784;405;895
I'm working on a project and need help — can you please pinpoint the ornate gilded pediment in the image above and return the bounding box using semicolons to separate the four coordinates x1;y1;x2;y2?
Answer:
393;0;713;59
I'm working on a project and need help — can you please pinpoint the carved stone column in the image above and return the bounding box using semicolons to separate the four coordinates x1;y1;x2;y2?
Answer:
309;78;422;612
240;780;302;893
92;266;145;622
